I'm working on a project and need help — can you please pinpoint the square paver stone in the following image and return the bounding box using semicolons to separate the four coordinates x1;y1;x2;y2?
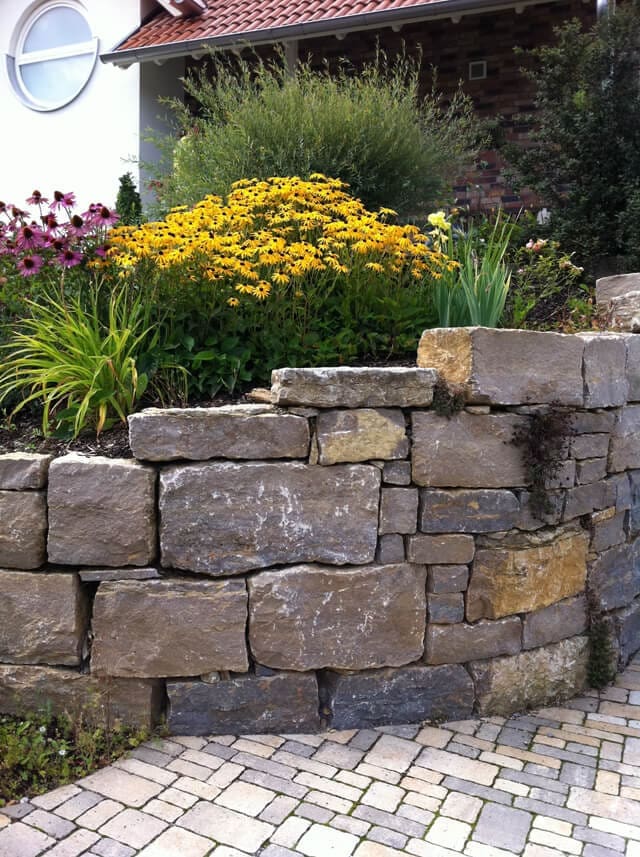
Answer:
77;768;163;807
216;781;275;816
178;801;274;852
99;809;167;849
0;821;55;857
137;827;214;856
298;823;360;857
473;803;533;852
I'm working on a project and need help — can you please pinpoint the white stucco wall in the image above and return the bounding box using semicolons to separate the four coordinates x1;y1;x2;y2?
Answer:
0;0;141;208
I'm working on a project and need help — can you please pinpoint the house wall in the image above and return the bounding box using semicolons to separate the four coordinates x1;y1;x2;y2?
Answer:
0;0;141;208
298;0;595;211
0;328;639;734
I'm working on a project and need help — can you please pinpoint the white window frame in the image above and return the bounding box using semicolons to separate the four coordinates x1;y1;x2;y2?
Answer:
11;1;98;112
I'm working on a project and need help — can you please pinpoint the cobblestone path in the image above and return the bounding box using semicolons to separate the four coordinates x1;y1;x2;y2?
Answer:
2;657;640;857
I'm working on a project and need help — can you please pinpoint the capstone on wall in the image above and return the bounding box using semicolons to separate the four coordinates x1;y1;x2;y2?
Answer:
1;328;639;733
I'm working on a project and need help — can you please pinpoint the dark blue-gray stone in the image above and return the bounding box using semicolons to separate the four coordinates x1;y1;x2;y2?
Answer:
167;671;320;735
588;540;640;611
319;664;474;730
419;488;519;533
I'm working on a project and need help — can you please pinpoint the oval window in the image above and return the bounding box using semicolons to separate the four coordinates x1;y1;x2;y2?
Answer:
12;3;98;111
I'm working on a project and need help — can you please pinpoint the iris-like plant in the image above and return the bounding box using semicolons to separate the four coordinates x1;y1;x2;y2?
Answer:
0;284;156;437
432;213;513;328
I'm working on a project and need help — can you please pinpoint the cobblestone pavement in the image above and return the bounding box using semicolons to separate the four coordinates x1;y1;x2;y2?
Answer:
3;659;640;857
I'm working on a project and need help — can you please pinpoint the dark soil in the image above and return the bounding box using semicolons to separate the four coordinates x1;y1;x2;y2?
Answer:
0;414;134;458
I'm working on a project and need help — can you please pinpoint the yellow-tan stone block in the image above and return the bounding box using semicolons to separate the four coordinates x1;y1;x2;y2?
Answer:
467;528;589;621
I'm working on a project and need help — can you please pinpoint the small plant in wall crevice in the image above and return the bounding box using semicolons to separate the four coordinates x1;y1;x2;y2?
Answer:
513;405;575;519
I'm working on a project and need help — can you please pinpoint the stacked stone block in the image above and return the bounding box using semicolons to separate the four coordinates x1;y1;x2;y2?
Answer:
1;330;640;734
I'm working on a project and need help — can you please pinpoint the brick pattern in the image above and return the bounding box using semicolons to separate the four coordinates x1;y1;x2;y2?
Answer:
3;657;640;855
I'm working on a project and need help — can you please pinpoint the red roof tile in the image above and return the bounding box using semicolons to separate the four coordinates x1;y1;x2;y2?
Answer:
107;0;459;60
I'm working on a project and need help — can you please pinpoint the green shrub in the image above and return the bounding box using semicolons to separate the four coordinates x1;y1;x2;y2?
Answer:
504;4;640;271
115;172;143;226
0;285;158;437
149;51;482;217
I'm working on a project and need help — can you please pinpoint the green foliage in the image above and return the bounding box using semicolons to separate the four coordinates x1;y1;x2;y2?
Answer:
504;237;593;330
115;172;142;226
0;285;158;437
504;3;640;269
513;407;575;519
0;707;149;807
433;215;513;327
587;618;617;689
149;50;482;217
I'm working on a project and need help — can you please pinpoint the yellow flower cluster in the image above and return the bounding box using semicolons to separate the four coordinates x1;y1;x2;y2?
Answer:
108;175;454;304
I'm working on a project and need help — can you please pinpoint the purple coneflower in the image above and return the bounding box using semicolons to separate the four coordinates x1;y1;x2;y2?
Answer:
17;254;44;276
57;248;83;268
15;223;45;251
50;190;76;211
90;205;119;227
26;190;48;206
68;214;87;236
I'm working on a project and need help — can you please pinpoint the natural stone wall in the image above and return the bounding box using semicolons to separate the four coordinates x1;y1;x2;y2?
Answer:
2;325;640;734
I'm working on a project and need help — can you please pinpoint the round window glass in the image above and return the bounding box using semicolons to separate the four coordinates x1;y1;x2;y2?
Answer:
13;3;98;111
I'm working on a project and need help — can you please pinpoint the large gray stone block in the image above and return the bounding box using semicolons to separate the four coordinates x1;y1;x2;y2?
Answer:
470;636;589;716
522;595;588;650
320;664;474;730
160;462;380;575
91;579;248;677
168;672;320;735
128;405;310;461
609;406;640;472
424;617;521;665
0;491;47;569
417;327;584;405
412;412;527;488
607;291;640;332
47;454;156;567
467;528;588;621
0;453;52;490
0;571;89;666
0;665;162;728
588;541;640;612
578;333;628;407
596;272;640;305
248;563;426;671
614;597;640;664
419;489;519;533
317;409;408;464
271;367;437;408
625;335;640;401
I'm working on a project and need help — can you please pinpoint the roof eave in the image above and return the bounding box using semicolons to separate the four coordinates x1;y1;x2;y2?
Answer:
101;0;554;66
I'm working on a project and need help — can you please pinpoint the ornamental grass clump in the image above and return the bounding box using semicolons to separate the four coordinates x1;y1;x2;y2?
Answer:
0;285;157;437
107;175;455;394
